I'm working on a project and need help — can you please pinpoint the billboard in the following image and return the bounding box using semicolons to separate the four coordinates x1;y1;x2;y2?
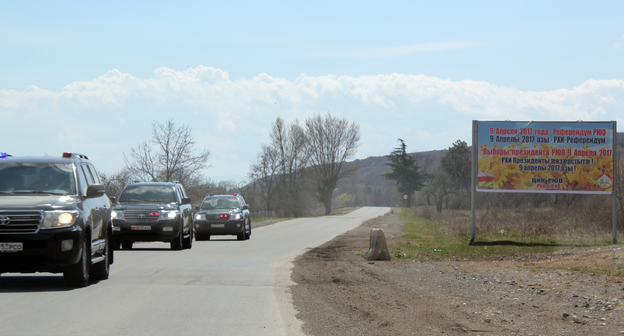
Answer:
475;121;615;194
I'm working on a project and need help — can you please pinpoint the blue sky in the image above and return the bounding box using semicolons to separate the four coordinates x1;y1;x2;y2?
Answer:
1;1;623;182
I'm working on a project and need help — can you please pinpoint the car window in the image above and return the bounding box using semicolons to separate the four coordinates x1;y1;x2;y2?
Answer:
201;197;240;209
86;164;101;184
119;185;177;203
0;163;76;195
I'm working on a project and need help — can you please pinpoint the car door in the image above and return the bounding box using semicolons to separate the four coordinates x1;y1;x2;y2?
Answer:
79;164;104;241
176;185;191;232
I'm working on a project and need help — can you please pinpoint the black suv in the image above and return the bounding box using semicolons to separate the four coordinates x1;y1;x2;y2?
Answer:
193;194;251;241
111;182;193;250
0;152;113;287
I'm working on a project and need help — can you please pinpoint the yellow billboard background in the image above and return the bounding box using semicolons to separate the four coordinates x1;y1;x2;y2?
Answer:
476;121;615;194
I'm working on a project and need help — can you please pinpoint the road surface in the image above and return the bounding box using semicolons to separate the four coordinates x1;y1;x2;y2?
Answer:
0;207;390;336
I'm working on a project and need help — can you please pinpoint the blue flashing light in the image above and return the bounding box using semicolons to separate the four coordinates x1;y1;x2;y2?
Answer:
0;152;11;159
209;193;214;196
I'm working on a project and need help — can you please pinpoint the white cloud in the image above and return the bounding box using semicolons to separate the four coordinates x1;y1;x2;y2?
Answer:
611;33;624;49
1;66;622;180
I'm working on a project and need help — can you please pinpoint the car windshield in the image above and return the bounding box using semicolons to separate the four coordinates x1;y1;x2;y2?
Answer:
0;162;76;195
119;185;177;203
201;197;240;209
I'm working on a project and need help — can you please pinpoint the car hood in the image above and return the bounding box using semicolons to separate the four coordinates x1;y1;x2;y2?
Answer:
114;202;179;211
0;194;79;210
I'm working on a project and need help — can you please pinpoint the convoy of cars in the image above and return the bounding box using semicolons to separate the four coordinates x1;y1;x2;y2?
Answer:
0;152;251;287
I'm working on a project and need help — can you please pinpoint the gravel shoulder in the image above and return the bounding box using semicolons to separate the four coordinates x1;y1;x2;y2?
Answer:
290;210;624;335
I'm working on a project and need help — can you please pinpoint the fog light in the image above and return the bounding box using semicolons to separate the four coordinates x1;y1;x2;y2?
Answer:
163;227;173;231
195;224;199;228
236;223;241;227
61;239;74;251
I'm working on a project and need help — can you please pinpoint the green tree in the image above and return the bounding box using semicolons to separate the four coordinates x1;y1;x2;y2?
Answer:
381;139;427;207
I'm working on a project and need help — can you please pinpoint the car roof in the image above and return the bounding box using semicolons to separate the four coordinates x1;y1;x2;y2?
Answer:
0;156;81;165
203;195;239;199
126;182;178;187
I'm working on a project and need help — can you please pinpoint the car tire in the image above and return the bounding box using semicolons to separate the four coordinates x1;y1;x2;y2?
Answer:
90;230;110;280
122;241;133;250
171;226;183;250
237;229;245;241
64;238;90;288
245;219;251;240
113;238;121;251
183;228;193;249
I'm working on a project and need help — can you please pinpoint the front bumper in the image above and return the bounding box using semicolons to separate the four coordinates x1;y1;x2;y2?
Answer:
112;219;182;243
0;227;84;274
194;220;245;235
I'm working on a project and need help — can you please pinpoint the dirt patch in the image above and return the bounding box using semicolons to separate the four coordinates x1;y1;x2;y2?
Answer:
291;210;624;335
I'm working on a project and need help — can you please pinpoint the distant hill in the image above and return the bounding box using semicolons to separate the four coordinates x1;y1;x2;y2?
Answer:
334;149;446;206
334;131;624;207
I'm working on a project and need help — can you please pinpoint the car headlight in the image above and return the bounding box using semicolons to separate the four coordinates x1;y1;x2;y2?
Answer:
42;210;79;229
111;210;125;220
194;213;206;221
159;210;178;220
230;213;242;221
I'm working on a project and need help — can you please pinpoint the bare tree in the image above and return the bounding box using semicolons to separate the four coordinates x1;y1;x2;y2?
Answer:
423;167;454;213
248;144;281;212
271;117;310;216
124;119;210;184
305;113;360;215
99;168;134;198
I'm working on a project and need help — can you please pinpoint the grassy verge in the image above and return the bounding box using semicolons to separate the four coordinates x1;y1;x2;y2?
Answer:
390;208;620;262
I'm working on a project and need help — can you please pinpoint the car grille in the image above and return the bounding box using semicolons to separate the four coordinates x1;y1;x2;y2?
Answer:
0;211;43;234
124;210;160;223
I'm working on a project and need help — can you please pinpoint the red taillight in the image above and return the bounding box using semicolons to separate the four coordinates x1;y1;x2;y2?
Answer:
62;152;72;158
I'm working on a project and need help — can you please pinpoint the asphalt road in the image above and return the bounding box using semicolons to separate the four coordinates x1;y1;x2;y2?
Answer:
0;207;390;336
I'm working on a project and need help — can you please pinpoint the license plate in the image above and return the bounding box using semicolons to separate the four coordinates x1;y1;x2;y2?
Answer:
211;224;224;228
131;226;151;231
0;242;23;252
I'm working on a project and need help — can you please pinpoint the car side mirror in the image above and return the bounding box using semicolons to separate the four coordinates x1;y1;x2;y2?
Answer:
109;196;117;205
193;205;199;211
181;197;191;205
243;204;250;210
86;184;106;198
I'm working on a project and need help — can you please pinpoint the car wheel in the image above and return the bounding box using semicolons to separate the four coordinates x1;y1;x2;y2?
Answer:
64;238;90;288
171;226;183;250
183;228;193;249
90;230;110;280
122;241;133;250
113;238;121;250
245;219;251;240
237;229;245;241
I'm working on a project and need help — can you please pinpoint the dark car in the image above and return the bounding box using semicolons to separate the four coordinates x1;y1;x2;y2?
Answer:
0;152;113;287
111;181;193;250
193;194;251;241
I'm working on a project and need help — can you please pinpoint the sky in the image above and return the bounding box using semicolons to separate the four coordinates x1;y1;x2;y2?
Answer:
1;1;623;182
